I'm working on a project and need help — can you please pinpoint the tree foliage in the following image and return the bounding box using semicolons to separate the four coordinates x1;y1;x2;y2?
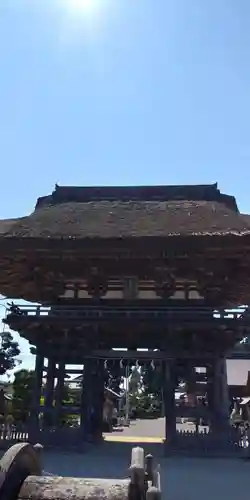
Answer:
0;331;20;376
141;363;163;399
12;369;35;422
129;366;142;394
104;360;126;394
12;369;77;424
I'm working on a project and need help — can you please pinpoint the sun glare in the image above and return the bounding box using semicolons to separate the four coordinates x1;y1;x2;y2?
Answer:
66;0;99;15
56;0;112;46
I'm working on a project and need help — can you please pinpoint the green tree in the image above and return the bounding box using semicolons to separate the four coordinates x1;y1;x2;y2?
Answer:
0;331;20;376
129;366;142;394
141;362;163;399
54;384;80;426
104;360;126;394
12;369;35;422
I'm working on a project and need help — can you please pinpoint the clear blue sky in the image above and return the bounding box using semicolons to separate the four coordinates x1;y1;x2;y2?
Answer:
0;0;250;375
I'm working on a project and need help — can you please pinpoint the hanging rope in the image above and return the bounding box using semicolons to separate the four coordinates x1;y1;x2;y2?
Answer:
96;357;159;370
150;360;155;370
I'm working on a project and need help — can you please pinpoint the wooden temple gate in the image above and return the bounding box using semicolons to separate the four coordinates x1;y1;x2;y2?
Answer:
0;340;245;456
1;183;250;457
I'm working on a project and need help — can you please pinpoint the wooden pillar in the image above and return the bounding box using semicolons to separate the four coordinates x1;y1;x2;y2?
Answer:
80;358;92;438
220;357;229;421
208;357;229;432
186;362;201;432
186;363;196;392
163;359;176;444
44;358;56;427
80;358;105;441
92;359;105;441
55;362;65;426
29;352;44;432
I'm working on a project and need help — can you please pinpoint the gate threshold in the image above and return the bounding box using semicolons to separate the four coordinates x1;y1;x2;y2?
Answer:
104;435;164;443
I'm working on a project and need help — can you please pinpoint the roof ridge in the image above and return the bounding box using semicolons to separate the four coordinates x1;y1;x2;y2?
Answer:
34;182;238;212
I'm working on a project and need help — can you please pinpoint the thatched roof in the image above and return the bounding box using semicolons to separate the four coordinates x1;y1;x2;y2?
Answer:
0;218;21;235
0;184;249;304
0;183;249;239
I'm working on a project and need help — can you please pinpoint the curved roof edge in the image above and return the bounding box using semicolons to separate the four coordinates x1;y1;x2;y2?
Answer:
0;218;21;235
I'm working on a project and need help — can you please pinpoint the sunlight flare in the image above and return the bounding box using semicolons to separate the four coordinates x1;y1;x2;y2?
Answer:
53;0;115;48
64;0;100;17
71;0;95;9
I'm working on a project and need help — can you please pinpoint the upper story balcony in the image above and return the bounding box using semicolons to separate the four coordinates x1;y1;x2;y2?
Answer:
4;302;249;329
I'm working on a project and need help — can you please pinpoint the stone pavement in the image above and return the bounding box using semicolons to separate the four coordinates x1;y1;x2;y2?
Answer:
1;419;248;500
104;417;202;442
104;417;165;442
42;418;249;500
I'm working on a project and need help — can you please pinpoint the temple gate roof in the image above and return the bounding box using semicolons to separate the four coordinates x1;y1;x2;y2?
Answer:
0;183;249;239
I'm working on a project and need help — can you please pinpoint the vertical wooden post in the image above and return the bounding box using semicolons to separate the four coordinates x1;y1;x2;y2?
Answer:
29;352;44;436
208;357;229;432
81;358;105;442
220;357;229;423
55;362;65;426
163;358;176;445
44;358;56;427
92;359;105;441
80;358;92;439
80;362;86;435
186;362;199;432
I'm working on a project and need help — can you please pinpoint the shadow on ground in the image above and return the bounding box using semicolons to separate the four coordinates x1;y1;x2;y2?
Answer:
42;442;250;500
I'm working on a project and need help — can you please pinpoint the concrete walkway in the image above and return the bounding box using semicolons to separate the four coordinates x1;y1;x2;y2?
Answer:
104;417;201;442
104;418;165;442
